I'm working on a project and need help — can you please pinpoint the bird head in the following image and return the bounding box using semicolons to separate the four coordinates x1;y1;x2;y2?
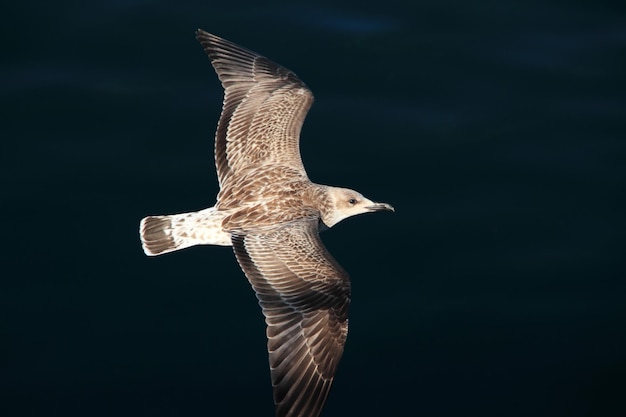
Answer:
321;187;394;228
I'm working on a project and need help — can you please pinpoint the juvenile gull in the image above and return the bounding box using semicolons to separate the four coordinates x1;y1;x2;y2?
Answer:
140;30;394;417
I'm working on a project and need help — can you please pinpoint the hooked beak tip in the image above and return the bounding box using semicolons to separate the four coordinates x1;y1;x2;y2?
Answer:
367;202;395;213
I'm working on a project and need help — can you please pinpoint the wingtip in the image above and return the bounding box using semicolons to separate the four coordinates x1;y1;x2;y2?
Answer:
195;28;210;42
195;30;229;53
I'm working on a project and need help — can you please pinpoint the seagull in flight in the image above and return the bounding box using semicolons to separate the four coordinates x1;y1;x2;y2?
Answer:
140;29;394;417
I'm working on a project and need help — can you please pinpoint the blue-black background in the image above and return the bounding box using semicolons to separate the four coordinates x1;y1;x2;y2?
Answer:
2;1;625;416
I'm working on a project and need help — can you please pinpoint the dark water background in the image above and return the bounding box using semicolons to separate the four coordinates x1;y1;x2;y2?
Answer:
2;1;625;416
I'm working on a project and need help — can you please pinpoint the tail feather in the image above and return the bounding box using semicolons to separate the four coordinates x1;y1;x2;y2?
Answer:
139;207;232;256
140;216;178;256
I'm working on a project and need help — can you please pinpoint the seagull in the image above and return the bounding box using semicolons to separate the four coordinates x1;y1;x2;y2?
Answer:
140;30;394;417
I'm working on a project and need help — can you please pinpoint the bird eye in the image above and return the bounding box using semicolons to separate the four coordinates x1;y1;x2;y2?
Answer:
348;198;357;205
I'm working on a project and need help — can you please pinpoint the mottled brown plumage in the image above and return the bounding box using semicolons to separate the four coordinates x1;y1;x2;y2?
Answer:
140;30;393;417
232;218;349;417
198;30;313;193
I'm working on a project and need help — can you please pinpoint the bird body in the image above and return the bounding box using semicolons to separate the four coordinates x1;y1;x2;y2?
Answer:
140;30;393;417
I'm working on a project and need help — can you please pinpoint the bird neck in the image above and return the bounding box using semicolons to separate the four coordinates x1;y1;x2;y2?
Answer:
306;184;340;228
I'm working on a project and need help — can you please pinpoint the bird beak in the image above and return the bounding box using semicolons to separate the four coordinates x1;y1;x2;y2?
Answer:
366;202;395;213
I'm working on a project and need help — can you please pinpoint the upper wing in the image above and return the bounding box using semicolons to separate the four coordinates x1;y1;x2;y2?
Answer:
231;218;350;417
196;30;314;189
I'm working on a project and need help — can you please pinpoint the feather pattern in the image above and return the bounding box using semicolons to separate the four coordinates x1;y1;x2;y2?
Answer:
232;218;350;417
196;31;314;192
